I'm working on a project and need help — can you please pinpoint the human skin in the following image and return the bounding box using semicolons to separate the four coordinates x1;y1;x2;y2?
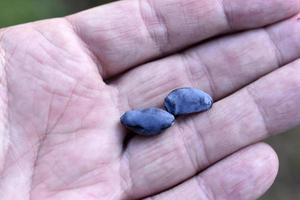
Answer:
1;0;300;199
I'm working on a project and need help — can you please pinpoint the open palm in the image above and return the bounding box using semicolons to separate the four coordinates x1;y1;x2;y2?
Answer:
1;0;300;199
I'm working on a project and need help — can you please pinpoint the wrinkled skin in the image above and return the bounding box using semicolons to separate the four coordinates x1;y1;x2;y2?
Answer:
1;0;300;199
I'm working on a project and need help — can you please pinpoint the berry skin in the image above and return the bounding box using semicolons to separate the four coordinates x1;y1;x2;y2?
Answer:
121;108;175;136
165;87;213;116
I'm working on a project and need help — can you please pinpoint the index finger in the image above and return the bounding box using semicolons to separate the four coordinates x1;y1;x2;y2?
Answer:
67;0;300;79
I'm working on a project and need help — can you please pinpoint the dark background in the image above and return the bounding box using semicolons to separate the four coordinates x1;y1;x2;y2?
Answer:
0;0;299;199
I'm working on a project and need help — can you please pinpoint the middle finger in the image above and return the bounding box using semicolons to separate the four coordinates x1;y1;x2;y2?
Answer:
113;15;299;111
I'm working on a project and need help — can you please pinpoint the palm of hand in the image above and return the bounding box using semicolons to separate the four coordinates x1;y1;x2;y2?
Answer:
1;1;300;200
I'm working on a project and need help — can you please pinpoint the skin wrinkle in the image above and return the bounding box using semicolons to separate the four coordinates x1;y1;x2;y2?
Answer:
22;53;73;86
111;84;131;118
31;37;86;80
181;54;207;86
119;150;134;200
32;145;119;197
195;176;216;200
104;85;128;149
179;1;214;35
218;0;234;30
39;86;103;104
174;122;200;174
142;145;176;171
139;78;174;105
0;123;45;177
219;42;267;82
33;154;114;194
50;163;112;192
180;0;223;37
34;85;83;147
27;93;56;195
29;79;80;200
263;27;284;67
29;24;101;86
189;115;211;166
181;52;217;98
31;26;68;55
245;87;270;136
139;0;170;55
180;52;198;88
195;58;219;99
16;66;52;88
36;126;110;161
115;65;183;111
46;81;80;134
31;32;68;66
63;17;105;79
140;142;184;176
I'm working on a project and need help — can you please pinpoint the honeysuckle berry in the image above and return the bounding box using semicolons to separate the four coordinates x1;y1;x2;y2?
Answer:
164;87;213;116
121;108;175;136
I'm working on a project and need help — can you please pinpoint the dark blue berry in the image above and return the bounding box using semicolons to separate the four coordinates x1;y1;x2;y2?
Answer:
120;108;175;136
164;87;213;116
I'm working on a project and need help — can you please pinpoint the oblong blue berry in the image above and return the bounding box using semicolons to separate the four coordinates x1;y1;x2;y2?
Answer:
120;108;175;136
164;87;213;116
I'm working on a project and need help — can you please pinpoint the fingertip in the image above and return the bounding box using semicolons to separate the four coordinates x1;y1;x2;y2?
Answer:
251;143;279;190
202;142;280;200
227;142;279;199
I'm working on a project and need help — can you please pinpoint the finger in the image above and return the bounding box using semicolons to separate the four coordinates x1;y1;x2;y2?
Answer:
145;143;278;200
120;58;300;198
66;0;300;79
114;14;300;110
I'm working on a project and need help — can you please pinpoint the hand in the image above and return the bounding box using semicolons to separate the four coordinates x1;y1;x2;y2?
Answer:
1;0;300;199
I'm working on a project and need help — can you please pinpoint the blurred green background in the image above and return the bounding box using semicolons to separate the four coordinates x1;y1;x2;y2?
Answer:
0;0;299;199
